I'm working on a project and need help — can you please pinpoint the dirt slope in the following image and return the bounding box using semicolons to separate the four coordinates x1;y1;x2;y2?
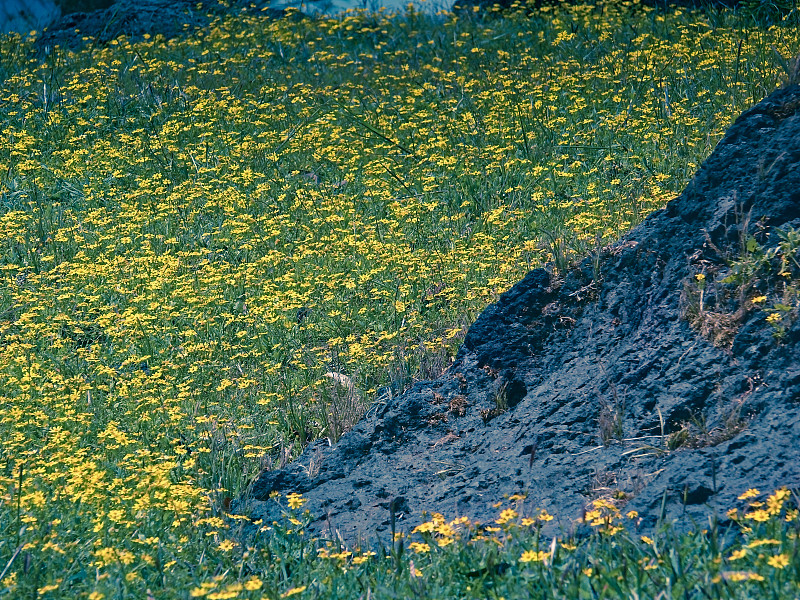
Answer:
239;84;800;543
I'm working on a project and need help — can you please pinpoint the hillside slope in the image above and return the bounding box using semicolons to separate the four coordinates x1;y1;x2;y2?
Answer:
240;84;800;542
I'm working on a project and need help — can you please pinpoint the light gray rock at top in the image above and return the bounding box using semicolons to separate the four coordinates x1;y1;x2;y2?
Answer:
0;0;60;35
267;0;451;16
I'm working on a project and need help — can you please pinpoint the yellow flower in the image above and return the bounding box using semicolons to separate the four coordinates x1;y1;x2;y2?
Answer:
738;488;760;500
286;493;306;510
437;536;455;547
747;538;780;548
409;542;431;554
745;509;770;522
767;488;790;515
37;584;60;595
412;521;435;534
519;550;549;563
244;577;263;590
434;522;456;537
281;586;306;597
767;553;790;569
727;549;747;561
537;509;554;522
496;508;518;525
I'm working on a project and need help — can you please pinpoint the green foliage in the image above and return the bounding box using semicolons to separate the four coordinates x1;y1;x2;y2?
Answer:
0;0;797;597
687;221;800;342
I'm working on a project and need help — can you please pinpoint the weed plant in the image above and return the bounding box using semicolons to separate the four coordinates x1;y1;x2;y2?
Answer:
0;0;798;597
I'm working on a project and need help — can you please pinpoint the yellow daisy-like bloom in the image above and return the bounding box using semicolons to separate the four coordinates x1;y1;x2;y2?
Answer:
519;550;549;563
537;509;554;522
727;549;747;561
243;577;262;591
767;553;790;569
747;538;780;548
409;542;431;554
286;493;306;510
496;508;518;525
436;536;455;548
281;586;307;598
435;522;456;537
738;488;760;500
412;521;435;534
767;488;791;515
745;509;770;522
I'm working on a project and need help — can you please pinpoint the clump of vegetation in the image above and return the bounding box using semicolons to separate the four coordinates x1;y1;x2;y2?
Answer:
214;487;799;598
598;380;625;446
683;216;800;346
0;0;798;597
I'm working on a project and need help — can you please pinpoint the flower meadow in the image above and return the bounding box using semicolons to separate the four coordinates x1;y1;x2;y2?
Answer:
0;1;798;597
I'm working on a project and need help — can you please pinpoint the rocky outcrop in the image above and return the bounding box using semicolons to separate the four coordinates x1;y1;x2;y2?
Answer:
33;0;287;52
0;0;59;35
239;84;800;543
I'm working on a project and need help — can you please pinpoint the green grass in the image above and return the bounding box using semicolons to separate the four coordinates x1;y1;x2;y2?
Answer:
232;490;800;599
0;0;799;597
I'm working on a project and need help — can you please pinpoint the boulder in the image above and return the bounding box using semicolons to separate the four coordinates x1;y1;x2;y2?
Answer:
0;0;60;35
33;0;287;52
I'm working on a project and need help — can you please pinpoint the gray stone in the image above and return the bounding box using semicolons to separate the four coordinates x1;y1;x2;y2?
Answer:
0;0;60;35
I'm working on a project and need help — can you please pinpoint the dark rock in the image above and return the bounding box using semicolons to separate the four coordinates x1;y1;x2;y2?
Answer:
0;0;60;35
239;86;800;543
33;0;289;53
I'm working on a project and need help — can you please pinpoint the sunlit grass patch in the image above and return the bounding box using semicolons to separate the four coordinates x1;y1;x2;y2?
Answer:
0;0;798;596
223;487;800;598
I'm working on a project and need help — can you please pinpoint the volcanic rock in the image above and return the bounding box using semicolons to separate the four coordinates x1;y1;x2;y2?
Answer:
239;84;800;543
33;0;287;52
0;0;60;36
